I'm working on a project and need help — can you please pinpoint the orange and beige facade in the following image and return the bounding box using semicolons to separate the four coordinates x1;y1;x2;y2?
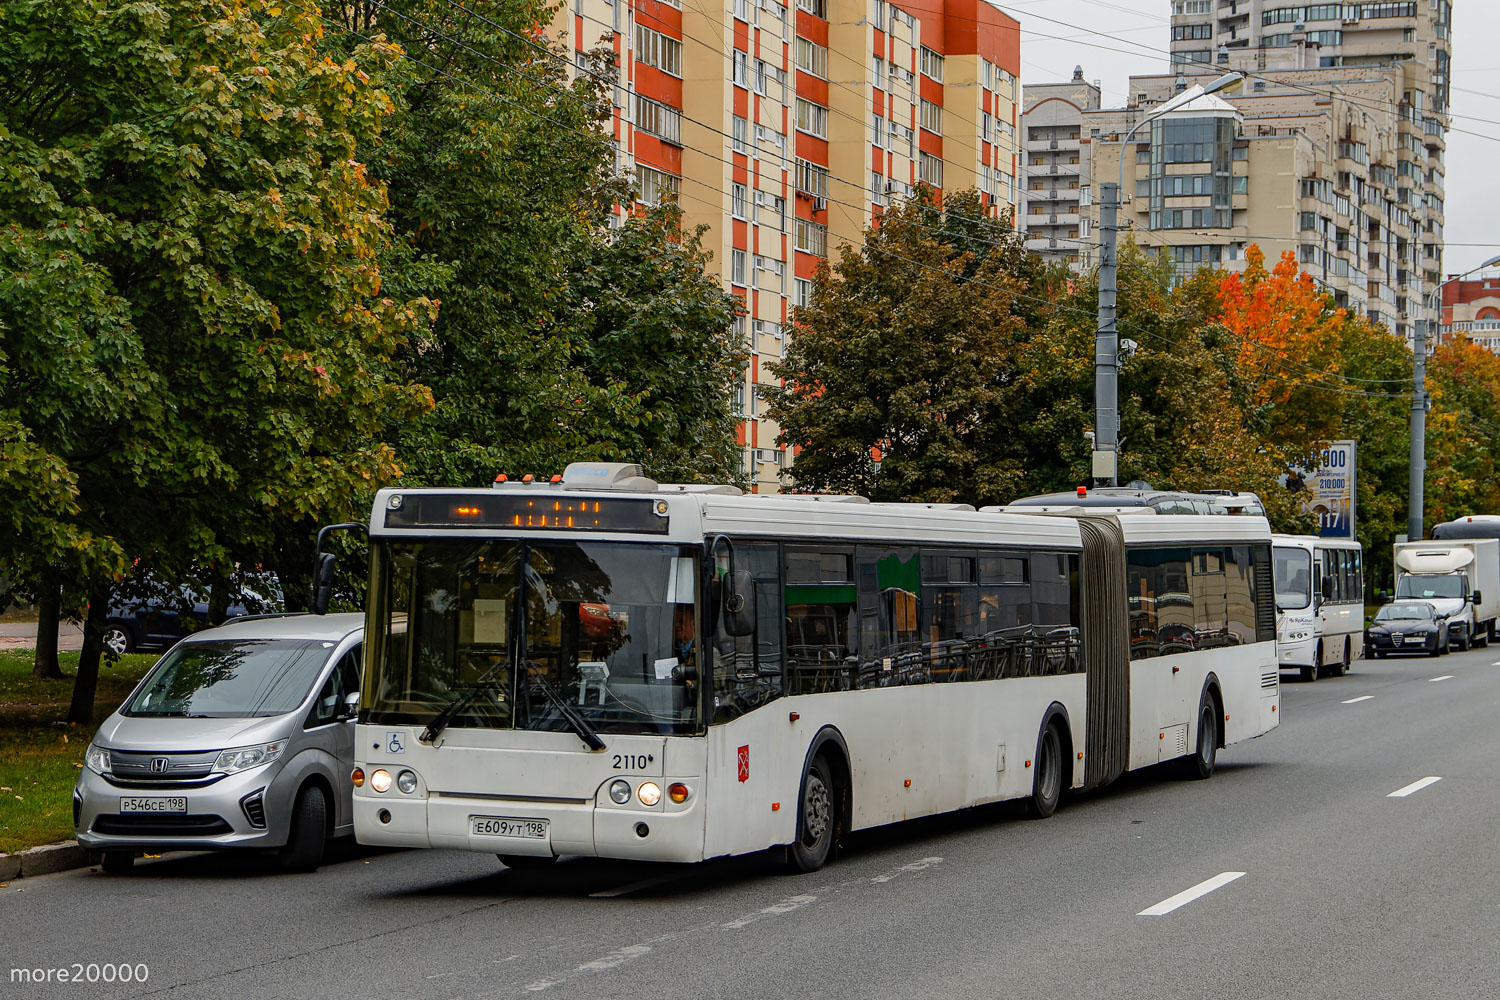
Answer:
552;0;1020;491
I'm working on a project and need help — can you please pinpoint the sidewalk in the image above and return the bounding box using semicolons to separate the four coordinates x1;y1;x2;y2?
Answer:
0;621;85;651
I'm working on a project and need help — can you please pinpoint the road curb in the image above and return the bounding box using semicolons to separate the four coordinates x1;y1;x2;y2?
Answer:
0;841;92;881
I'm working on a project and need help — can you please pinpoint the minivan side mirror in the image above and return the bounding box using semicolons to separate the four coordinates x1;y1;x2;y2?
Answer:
722;570;757;637
338;691;360;720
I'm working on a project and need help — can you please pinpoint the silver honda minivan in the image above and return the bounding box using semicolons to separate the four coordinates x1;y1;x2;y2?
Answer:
75;613;364;873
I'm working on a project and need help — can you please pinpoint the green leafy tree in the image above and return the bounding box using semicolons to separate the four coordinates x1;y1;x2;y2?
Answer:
763;190;1029;504
1426;340;1500;529
1033;244;1305;527
0;0;433;720
327;0;744;487
1333;316;1412;595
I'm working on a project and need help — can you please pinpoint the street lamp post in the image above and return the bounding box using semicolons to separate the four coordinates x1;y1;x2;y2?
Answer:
1409;253;1500;540
1094;72;1242;486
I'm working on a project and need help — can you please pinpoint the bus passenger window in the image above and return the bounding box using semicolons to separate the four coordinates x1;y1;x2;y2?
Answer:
1190;547;1230;649
1127;548;1194;658
853;547;920;689
978;555;1030;633
1031;552;1072;626
919;552;978;682
1224;547;1256;644
785;548;856;695
712;542;783;721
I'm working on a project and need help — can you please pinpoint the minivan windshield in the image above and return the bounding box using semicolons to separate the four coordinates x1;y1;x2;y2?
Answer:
124;640;335;718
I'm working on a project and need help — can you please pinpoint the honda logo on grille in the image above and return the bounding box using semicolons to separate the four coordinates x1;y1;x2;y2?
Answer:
150;757;170;773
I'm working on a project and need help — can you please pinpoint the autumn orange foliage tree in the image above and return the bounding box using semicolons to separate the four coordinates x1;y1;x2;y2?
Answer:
1216;246;1347;457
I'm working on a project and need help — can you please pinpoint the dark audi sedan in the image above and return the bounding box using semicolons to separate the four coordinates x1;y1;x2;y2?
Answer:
1366;602;1449;658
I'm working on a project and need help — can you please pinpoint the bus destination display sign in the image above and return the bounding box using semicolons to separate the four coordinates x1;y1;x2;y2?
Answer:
383;494;669;533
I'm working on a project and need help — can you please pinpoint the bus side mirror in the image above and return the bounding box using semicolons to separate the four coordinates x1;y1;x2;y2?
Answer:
309;521;368;615
310;552;338;616
722;570;756;637
1473;590;1483;606
1320;577;1333;602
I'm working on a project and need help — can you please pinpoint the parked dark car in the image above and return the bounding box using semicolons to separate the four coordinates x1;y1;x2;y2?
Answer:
104;575;283;655
1365;601;1449;658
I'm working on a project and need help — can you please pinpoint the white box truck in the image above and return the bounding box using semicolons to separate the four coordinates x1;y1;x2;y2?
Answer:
1392;539;1500;650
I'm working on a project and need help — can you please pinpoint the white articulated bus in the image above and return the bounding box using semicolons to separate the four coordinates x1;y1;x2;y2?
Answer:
1271;535;1364;681
347;466;1279;873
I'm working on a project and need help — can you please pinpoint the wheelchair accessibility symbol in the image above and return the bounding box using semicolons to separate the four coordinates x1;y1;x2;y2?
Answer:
387;732;405;754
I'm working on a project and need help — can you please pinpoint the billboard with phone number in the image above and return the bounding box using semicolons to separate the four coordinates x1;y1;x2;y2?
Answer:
1301;440;1356;539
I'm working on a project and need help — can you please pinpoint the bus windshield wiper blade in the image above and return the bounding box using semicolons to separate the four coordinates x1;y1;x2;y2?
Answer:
527;665;606;751
421;660;508;744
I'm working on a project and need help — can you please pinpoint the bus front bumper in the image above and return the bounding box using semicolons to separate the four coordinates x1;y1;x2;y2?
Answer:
1277;633;1316;668
353;781;707;863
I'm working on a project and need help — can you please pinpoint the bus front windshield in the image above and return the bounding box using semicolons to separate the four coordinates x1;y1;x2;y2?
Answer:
365;540;702;736
1396;575;1465;601
1274;547;1312;611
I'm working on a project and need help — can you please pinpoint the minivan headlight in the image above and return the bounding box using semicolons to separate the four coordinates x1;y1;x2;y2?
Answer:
84;745;111;775
213;740;287;774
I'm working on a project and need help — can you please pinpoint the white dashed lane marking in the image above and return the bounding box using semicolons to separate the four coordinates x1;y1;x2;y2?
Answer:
1429;675;1455;682
1342;695;1374;704
1138;872;1246;917
1388;776;1442;798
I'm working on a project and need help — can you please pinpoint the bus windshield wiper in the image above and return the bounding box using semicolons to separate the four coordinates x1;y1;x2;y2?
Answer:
420;660;507;745
526;664;606;751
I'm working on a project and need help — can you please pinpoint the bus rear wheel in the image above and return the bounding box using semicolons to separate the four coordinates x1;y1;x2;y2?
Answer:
787;754;836;873
1026;721;1063;819
1180;696;1218;781
1331;639;1350;677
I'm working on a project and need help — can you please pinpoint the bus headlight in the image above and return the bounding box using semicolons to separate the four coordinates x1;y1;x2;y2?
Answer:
370;768;393;793
609;779;632;804
396;770;418;794
637;781;662;806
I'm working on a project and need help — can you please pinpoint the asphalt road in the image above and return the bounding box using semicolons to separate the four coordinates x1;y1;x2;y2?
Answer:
8;645;1500;1000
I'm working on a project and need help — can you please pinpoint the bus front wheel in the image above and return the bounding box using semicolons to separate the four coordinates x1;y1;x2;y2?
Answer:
787;754;836;873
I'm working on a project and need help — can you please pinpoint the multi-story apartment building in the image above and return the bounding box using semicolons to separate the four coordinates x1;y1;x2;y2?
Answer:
1021;66;1101;268
553;0;1020;491
1440;276;1500;353
1165;0;1452;338
1085;63;1426;335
